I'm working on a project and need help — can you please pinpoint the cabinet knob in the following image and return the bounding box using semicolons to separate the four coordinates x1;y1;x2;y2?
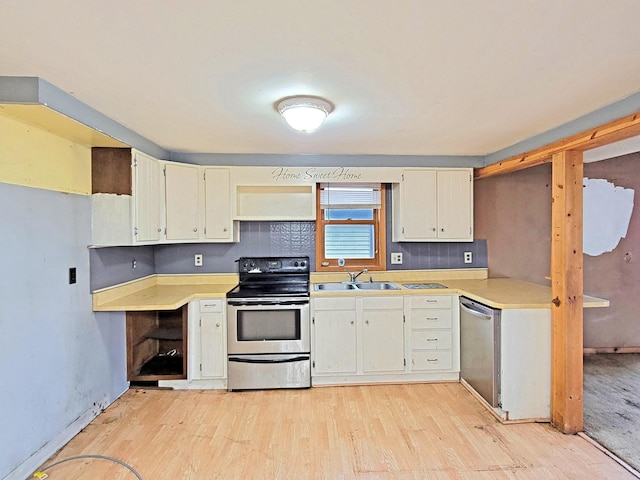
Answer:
216;323;220;328
440;228;445;232
223;228;228;232
193;227;198;232
350;320;355;325
157;228;162;232
432;227;437;232
364;320;369;325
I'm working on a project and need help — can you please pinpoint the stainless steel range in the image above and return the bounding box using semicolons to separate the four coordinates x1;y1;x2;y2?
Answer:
226;256;311;391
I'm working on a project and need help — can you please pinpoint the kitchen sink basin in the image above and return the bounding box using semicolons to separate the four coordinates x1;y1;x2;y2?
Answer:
314;281;400;291
353;282;400;290
314;282;357;291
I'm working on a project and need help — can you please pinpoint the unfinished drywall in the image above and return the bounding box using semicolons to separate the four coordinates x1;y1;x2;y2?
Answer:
474;163;552;284
583;153;640;348
583;177;634;256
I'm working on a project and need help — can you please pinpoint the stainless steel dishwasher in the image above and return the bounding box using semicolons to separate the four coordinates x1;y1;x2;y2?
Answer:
459;297;501;407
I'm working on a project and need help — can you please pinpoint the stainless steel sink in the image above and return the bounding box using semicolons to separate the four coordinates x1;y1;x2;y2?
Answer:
314;281;400;291
314;282;357;291
354;282;400;290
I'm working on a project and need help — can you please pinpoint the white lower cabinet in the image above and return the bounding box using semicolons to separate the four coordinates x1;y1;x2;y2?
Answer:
312;296;404;384
312;294;459;385
361;297;405;374
406;294;459;374
160;298;227;389
312;297;357;375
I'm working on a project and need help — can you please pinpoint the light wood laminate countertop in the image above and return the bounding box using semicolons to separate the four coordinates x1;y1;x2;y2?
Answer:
93;274;237;311
92;270;608;312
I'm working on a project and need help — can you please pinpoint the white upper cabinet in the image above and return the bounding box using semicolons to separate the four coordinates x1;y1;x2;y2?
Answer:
392;168;473;242
91;147;163;246
133;150;163;243
436;169;473;240
164;162;201;241
204;167;239;242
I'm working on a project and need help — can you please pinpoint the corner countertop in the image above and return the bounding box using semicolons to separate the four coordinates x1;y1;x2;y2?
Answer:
92;269;608;312
92;274;238;311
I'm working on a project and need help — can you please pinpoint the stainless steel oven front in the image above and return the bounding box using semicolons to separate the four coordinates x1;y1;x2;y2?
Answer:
227;297;310;390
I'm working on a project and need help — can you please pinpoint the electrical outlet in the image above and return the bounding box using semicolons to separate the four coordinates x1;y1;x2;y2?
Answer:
391;252;403;265
194;254;203;267
131;259;137;269
464;252;473;264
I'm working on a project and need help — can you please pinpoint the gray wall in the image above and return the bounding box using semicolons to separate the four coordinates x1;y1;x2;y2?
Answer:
0;182;128;479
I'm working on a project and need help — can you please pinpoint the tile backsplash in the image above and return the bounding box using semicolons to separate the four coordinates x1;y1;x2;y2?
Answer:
90;219;486;290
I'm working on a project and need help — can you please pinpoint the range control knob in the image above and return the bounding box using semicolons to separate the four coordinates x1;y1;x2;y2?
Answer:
294;261;299;266
300;261;306;267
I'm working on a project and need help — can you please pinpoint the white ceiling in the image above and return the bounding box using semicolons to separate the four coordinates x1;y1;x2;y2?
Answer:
1;1;640;157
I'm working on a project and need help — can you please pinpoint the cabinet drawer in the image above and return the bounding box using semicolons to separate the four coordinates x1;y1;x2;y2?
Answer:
410;309;452;329
411;330;452;350
313;297;356;311
411;350;453;371
200;299;223;313
410;295;452;309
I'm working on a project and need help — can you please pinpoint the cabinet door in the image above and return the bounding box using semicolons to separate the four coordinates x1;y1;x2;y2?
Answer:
313;310;357;375
437;169;472;240
133;151;162;242
204;167;234;241
200;312;225;378
400;170;437;240
361;308;405;373
165;163;201;240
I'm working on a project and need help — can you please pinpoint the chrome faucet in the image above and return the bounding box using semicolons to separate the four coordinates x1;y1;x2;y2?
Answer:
347;269;368;283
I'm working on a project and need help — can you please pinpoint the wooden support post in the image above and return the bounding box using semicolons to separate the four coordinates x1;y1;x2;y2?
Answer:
550;150;584;434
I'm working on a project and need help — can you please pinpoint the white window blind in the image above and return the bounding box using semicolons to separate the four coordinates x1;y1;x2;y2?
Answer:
325;225;375;258
319;183;382;209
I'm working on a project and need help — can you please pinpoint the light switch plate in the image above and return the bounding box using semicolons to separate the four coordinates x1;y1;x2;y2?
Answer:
391;252;403;264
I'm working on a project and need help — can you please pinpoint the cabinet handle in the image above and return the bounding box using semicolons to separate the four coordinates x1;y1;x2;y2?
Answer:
427;358;438;362
426;338;438;342
426;317;438;321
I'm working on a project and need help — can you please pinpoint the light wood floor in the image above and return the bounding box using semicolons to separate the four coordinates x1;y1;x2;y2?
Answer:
38;383;634;479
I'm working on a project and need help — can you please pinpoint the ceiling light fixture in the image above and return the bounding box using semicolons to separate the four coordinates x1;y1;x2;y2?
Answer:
275;96;333;133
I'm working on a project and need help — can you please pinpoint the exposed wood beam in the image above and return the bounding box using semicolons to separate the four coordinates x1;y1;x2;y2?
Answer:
550;150;584;434
476;111;640;179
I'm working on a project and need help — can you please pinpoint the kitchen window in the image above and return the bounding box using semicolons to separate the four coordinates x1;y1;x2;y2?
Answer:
315;183;386;271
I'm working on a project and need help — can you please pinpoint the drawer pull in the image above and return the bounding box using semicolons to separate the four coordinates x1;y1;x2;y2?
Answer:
425;300;438;303
426;338;438;342
427;358;438;362
426;317;438;321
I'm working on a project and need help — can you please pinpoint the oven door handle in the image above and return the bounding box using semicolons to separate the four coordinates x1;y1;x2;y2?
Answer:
228;355;310;364
227;300;309;306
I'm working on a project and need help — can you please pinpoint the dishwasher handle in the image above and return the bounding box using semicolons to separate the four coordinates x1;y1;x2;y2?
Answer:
460;300;493;320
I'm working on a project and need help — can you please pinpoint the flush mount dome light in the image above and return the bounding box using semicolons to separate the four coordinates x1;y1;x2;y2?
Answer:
276;96;333;132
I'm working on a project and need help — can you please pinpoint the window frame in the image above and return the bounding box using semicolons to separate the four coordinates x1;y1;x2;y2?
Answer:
315;183;387;272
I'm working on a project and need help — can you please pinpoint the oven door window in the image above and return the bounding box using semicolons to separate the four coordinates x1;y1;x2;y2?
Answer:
236;309;301;341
